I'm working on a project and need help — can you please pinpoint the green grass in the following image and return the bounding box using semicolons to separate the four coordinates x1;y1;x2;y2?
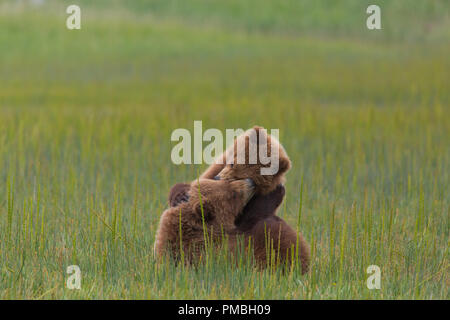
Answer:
0;0;449;299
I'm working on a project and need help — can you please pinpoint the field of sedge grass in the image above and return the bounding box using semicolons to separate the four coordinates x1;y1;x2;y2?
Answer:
0;1;449;299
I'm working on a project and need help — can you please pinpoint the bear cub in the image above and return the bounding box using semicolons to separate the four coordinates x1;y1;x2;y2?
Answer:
154;178;255;263
166;126;310;273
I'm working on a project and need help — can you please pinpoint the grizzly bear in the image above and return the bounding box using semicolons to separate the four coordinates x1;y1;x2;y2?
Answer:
165;126;310;273
154;177;256;263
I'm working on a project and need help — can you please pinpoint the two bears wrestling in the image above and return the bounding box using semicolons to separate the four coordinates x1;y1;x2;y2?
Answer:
154;126;310;274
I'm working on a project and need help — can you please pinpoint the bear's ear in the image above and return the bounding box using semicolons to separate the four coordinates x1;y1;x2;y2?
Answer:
277;155;291;175
168;183;191;207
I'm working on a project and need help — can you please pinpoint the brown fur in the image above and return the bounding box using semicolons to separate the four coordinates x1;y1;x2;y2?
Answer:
164;126;310;273
154;178;255;263
168;183;310;273
205;126;291;195
235;185;310;273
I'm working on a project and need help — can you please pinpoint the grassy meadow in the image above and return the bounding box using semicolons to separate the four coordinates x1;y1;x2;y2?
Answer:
0;0;449;299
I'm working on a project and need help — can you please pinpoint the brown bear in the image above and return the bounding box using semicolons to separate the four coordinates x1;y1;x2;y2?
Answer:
166;126;310;273
154;177;255;263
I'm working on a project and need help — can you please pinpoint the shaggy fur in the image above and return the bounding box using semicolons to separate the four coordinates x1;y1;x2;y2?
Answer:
236;185;310;273
163;126;310;273
214;126;291;195
154;178;255;263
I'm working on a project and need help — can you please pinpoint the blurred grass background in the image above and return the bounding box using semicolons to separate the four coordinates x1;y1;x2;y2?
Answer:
0;0;448;299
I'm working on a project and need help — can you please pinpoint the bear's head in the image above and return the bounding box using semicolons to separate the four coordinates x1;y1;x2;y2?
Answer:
215;126;291;195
